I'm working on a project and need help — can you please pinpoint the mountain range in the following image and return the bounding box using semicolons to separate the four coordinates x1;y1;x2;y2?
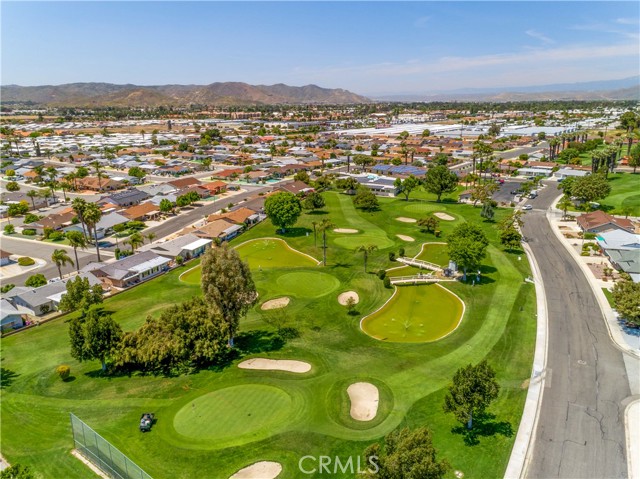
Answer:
0;82;369;107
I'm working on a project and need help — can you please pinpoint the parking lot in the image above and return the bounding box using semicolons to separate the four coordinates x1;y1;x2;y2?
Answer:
493;178;527;204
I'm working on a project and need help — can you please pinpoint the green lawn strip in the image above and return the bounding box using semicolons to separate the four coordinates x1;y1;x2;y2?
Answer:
415;242;450;267
0;194;536;479
602;287;615;307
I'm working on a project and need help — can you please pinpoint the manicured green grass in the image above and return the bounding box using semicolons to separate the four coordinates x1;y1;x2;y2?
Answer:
173;385;294;443
361;284;464;342
602;173;640;216
275;271;340;298
602;287;615;308
416;242;449;267
0;191;536;479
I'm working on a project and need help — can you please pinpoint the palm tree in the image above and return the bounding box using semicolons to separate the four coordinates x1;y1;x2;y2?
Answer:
145;232;156;244
557;195;573;220
355;244;378;272
311;221;318;248
83;202;103;261
66;231;87;273
26;189;40;210
51;249;74;279
125;232;144;253
72;198;88;239
318;219;335;266
59;181;72;202
91;161;104;191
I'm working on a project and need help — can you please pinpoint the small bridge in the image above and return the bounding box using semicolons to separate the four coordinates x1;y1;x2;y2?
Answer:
396;257;442;272
390;275;445;285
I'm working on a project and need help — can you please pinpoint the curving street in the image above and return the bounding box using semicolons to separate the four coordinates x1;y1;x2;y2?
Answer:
522;183;632;478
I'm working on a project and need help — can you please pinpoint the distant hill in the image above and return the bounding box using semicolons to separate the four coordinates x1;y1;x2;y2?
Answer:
0;82;370;107
373;76;640;102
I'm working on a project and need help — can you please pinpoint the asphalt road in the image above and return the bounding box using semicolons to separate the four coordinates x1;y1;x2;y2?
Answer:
523;182;631;478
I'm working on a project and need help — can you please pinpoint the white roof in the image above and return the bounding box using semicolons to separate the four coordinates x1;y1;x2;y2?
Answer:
183;238;213;251
129;255;171;274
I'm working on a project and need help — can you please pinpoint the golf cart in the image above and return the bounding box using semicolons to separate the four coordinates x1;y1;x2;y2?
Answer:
139;413;155;432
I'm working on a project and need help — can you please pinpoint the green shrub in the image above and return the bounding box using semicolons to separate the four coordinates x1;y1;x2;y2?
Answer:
377;269;386;280
56;365;71;380
1;283;15;293
383;277;392;288
18;257;35;266
176;255;184;265
398;247;405;257
22;229;36;236
4;224;15;234
25;274;46;287
49;231;65;241
583;232;596;239
388;252;396;261
24;213;40;224
434;230;442;237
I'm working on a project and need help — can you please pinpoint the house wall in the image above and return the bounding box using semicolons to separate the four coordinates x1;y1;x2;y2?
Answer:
1;314;25;331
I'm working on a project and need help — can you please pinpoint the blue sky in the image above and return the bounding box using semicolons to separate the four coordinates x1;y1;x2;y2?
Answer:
2;1;638;95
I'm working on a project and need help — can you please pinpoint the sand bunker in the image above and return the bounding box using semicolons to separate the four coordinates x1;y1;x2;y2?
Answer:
434;212;455;221
334;228;358;234
238;358;311;373
395;217;417;223
396;234;415;242
229;461;283;479
347;382;379;421
261;297;290;310
338;291;360;305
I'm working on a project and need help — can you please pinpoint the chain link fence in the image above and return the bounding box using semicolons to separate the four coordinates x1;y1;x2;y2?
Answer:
70;413;153;479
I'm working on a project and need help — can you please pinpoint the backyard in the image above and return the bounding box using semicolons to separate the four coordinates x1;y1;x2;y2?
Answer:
0;188;537;479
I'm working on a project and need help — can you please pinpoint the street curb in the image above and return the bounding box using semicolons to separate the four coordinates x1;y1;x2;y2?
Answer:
504;241;549;479
624;398;640;479
545;196;640;359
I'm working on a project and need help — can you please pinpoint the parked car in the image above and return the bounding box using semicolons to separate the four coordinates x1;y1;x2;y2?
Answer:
523;205;533;211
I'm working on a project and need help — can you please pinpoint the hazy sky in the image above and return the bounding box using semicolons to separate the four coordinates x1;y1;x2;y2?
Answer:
2;1;638;95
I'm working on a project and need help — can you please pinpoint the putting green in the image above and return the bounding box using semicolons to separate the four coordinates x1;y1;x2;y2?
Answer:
403;203;439;214
173;385;292;442
361;284;463;342
276;271;340;298
179;239;317;284
333;234;394;250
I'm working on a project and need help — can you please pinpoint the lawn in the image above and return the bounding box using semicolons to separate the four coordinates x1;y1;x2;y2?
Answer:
0;191;536;479
601;173;640;216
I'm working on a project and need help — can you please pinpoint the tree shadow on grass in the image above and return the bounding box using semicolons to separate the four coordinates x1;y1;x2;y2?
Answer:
0;367;19;388
306;210;329;215
278;227;312;238
234;329;284;356
451;412;514;446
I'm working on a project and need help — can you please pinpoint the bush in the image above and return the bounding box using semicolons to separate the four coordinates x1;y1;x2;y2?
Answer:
398;247;405;257
49;231;65;241
24;213;40;224
22;229;36;236
56;365;71;380
389;252;396;261
43;227;54;239
583;232;596;240
176;255;184;265
25;274;46;287
4;224;15;234
1;283;15;293
434;230;442;237
383;277;392;288
18;257;35;266
377;269;386;280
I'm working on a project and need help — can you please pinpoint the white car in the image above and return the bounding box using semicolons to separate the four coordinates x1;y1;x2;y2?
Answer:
523;205;533;211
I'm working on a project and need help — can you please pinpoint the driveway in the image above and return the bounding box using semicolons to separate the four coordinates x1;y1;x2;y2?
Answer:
522;182;631;478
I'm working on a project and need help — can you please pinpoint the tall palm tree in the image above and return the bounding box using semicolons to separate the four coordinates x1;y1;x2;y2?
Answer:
51;249;74;279
83;203;103;261
91;160;104;191
557;195;573;220
72;198;88;240
318;219;335;266
66;230;88;273
145;232;156;244
311;221;318;248
26;189;40;210
125;232;144;253
355;244;378;273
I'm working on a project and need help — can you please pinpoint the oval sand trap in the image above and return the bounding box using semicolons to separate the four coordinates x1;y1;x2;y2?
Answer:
261;297;290;310
338;291;360;305
396;234;415;242
230;461;282;479
395;216;417;223
434;212;455;221
238;358;311;373
334;228;358;234
347;382;379;421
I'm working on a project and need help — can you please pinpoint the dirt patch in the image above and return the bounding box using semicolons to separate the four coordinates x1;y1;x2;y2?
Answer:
396;234;415;242
260;297;290;310
347;382;379;421
238;358;311;373
338;291;360;305
333;228;358;234
395;217;417;223
434;212;455;221
229;461;283;479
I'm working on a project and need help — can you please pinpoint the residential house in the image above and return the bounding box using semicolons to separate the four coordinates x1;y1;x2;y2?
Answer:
31;211;76;235
63;212;129;239
121;202;161;222
9;272;101;316
0;191;50;211
596;229;640;283
351;174;399;197
168;177;202;190
137;183;177;197
181;218;243;242
139;234;212;260
101;188;151;207
0;299;31;331
554;168;591;180
207;207;264;226
576;211;635;234
200;181;227;195
77;176;124;191
1;249;12;266
276;180;314;196
87;251;171;288
176;185;210;199
458;190;473;203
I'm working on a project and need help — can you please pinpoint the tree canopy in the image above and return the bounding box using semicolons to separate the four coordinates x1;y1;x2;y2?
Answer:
612;278;640;327
69;308;122;372
353;188;379;211
443;360;500;429
264;191;302;232
394;174;420;201
423;165;458;202
362;427;450;479
447;223;489;277
302;191;325;211
571;173;611;204
58;276;103;314
201;243;257;345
